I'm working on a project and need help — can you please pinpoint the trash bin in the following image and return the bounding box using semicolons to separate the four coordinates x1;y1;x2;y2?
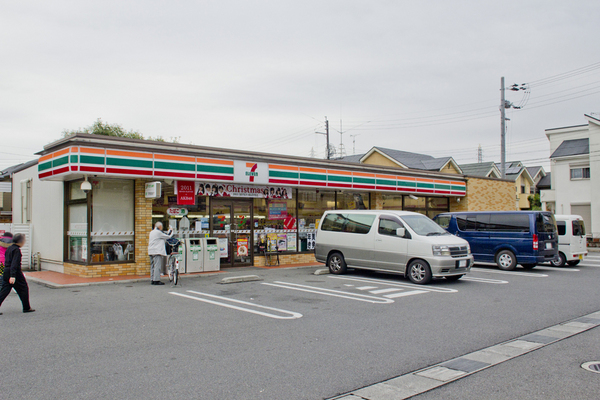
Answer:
203;238;220;272
186;238;204;273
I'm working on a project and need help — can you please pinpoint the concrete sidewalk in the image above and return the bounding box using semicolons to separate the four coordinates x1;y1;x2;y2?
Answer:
25;262;322;289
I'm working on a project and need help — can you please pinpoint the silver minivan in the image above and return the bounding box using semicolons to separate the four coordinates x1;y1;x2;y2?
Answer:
315;210;473;284
550;214;588;267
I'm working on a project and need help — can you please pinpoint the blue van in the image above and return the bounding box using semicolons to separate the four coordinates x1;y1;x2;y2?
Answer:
433;211;558;270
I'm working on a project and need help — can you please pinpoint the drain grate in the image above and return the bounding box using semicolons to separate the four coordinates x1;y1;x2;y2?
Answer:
581;361;600;374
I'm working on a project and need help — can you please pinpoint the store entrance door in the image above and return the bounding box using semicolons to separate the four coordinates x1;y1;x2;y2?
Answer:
210;199;253;268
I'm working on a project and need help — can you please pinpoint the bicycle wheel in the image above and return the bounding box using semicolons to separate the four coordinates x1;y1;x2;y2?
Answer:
167;256;175;283
172;267;179;286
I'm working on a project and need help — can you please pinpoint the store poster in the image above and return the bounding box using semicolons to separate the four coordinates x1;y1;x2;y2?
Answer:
268;201;288;220
218;238;229;258
284;216;296;230
267;233;278;252
237;237;249;257
197;182;292;199
176;181;196;205
306;232;316;250
277;234;287;252
286;233;297;251
299;219;306;230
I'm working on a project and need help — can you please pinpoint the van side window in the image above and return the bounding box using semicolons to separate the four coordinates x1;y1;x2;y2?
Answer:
435;215;450;229
321;213;375;234
556;221;566;236
489;214;530;232
456;215;468;231
378;218;404;236
461;214;490;231
572;220;585;236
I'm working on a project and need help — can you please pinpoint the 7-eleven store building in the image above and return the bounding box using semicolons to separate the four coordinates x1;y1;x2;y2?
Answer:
32;133;468;277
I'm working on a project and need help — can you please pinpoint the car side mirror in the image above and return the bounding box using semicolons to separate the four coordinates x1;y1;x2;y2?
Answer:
396;227;406;237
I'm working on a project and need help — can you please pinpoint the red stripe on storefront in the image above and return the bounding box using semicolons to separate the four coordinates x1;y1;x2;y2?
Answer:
70;166;78;171
39;171;53;179
299;181;327;187
353;184;376;190
376;186;396;191
327;182;353;188
155;171;196;179
416;189;435;194
196;174;234;181
434;190;453;195
398;188;417;193
54;166;70;175
80;166;105;173
106;168;153;176
269;179;298;185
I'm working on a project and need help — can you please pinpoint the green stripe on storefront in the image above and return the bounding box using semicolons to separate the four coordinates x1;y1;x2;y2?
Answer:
270;170;299;179
417;182;434;189
197;165;234;174
376;179;396;186
155;161;195;172
328;175;352;183
353;177;376;184
80;155;104;165
300;173;327;181
451;185;466;191
398;181;417;188
52;156;69;168
38;161;52;171
106;157;153;169
435;184;451;190
70;155;78;163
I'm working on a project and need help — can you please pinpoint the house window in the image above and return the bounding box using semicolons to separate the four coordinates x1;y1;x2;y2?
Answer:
521;185;526;194
570;167;590;180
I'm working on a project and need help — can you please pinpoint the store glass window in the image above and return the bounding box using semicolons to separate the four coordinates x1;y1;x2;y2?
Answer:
336;192;369;210
298;189;334;251
403;196;426;214
90;179;134;263
67;203;88;262
253;197;297;254
381;194;403;210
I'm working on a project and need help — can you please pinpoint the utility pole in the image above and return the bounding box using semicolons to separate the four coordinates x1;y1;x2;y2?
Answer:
338;119;346;158
315;117;331;160
500;76;506;179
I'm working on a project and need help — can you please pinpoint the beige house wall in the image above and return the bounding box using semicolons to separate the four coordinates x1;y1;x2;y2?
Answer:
440;163;460;174
362;152;403;168
515;174;533;210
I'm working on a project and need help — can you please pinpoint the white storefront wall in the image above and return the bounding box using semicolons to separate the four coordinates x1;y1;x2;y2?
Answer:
12;165;64;272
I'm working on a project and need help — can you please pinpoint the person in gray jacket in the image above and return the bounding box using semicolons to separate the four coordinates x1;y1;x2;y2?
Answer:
148;222;173;286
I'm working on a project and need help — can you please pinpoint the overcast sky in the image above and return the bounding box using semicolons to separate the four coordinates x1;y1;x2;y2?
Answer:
2;0;600;171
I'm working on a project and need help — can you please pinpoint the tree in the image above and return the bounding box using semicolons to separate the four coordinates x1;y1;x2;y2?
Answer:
62;118;180;143
528;193;541;211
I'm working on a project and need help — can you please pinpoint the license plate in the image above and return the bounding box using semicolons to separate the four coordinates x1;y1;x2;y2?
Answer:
458;260;467;268
579;254;583;260
545;242;552;249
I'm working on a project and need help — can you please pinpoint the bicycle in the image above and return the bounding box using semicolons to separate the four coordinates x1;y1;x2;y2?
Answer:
165;237;181;287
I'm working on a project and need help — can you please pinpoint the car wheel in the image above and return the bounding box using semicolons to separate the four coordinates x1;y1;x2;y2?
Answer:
445;275;464;282
567;260;580;267
550;252;566;267
521;264;536;270
327;252;347;274
496;250;517;271
407;260;432;285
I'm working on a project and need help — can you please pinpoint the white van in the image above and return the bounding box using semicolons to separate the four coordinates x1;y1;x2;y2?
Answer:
550;214;588;267
315;210;473;284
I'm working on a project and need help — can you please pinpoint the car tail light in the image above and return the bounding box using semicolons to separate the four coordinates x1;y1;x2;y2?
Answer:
533;234;538;251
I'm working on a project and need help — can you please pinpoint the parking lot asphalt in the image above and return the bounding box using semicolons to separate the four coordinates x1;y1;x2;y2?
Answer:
1;253;600;399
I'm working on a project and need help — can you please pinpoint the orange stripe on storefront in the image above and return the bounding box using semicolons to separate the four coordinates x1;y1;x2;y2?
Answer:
299;167;327;174
79;147;106;155
376;174;397;180
197;158;234;166
106;149;153;159
154;153;195;163
353;172;375;178
415;177;434;183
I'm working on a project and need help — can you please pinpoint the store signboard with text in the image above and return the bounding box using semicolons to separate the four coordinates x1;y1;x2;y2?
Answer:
197;182;292;199
233;161;269;184
268;202;288;220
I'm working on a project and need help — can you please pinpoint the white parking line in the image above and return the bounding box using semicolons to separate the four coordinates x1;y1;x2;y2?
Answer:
170;291;303;320
461;276;508;284
328;275;458;293
384;290;428;298
356;286;378;290
534;266;580;272
470;268;548;278
370;288;403;294
262;281;394;304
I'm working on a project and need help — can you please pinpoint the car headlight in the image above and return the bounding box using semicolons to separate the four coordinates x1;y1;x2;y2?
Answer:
466;244;471;254
432;245;451;256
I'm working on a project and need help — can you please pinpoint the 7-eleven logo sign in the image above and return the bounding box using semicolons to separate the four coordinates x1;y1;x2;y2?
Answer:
245;163;259;182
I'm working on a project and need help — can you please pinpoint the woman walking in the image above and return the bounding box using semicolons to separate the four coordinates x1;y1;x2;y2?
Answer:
0;233;35;315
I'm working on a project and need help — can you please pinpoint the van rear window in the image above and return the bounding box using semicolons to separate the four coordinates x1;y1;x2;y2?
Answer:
536;213;556;233
573;220;586;236
321;213;375;234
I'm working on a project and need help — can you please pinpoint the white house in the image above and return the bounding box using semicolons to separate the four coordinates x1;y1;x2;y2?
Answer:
542;114;600;241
